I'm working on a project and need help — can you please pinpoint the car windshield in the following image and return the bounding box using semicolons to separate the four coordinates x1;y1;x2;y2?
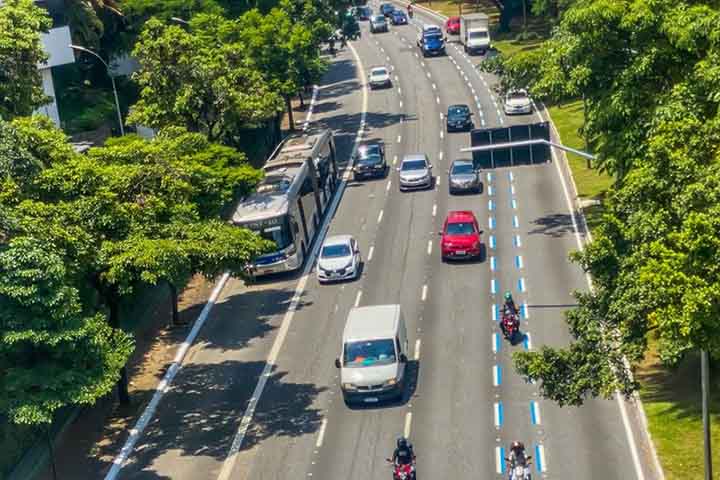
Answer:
373;15;384;21
452;163;474;174
425;33;442;41
446;222;476;235
371;68;388;76
448;106;469;118
321;243;351;258
359;154;382;165
394;11;405;16
469;31;488;39
401;159;427;171
509;91;528;100
343;339;397;367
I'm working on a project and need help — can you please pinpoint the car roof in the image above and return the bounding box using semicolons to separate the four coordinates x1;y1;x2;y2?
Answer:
451;159;473;166
448;104;470;111
323;234;353;247
446;210;477;222
423;24;441;30
371;66;388;72
372;14;385;19
344;305;400;341
401;153;428;162
392;9;405;14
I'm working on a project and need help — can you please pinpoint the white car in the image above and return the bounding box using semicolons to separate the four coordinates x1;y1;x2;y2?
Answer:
317;235;361;283
368;66;391;89
504;89;533;115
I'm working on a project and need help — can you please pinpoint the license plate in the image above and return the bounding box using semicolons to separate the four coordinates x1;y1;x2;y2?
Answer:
364;397;379;403
456;250;466;255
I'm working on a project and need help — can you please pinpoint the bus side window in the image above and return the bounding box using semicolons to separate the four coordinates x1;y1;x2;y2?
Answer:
300;176;313;195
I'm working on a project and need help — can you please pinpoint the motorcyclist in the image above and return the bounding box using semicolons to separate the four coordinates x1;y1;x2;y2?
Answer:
503;291;519;317
407;3;413;17
507;441;527;467
392;437;415;465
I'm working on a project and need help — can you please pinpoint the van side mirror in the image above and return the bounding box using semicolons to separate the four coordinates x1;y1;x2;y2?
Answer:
335;358;341;368
400;353;408;363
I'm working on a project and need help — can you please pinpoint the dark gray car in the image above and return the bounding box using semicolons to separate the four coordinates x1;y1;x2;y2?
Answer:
448;159;480;194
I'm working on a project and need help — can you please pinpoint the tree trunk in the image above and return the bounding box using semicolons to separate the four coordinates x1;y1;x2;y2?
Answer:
107;288;131;405
286;95;295;131
169;282;179;326
299;91;305;108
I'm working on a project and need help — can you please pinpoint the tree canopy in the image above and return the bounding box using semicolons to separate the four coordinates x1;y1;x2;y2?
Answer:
501;0;720;406
0;0;52;119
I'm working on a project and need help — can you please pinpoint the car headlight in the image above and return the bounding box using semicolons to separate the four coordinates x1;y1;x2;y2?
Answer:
342;383;357;391
383;378;398;387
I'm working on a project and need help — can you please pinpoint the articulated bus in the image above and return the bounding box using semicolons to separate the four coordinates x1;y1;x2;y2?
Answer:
232;129;339;276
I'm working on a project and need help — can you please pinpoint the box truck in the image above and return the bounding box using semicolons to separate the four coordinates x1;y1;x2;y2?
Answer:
459;13;490;54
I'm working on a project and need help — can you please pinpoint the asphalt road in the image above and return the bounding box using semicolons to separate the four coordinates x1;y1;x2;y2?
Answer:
112;5;660;480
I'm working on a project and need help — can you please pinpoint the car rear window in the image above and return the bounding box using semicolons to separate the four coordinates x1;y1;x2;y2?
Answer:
401;159;427;170
446;222;475;235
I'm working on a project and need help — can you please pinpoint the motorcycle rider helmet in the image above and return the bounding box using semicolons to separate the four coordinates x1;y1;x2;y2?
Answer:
504;291;513;301
397;437;408;449
511;441;524;450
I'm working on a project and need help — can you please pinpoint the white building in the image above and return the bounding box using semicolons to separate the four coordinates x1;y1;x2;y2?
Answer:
0;0;75;125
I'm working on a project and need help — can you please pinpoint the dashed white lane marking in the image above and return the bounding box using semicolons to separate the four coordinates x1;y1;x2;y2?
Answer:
432;204;437;217
386;55;390;61
536;444;547;472
427;240;433;255
398;87;402;95
414;52;419;57
432;83;437;90
368;245;374;261
494;402;503;428
395;75;399;81
421;61;425;67
495;446;504;474
530;400;542;425
399;100;403;108
421;284;428;301
439;151;444;160
354;290;362;307
386;181;392;192
436;97;440;104
404;412;413;438
315;418;328;448
377;209;384;223
427;72;432;78
393;155;398;165
493;365;501;386
397;135;402;143
474;95;479;102
414;339;421;360
439;112;444;120
440;130;444;139
436;176;441;186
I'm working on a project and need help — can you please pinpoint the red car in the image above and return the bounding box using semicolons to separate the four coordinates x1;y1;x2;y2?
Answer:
446;16;460;35
440;210;483;260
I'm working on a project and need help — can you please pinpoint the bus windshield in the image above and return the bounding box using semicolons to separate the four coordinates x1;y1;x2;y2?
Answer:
242;217;293;251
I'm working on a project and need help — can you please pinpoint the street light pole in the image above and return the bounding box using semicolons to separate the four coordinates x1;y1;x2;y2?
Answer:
68;44;124;136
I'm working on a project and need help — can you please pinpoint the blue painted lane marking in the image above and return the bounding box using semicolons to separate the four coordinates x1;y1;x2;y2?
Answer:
493;332;500;352
518;277;526;292
488;184;494;196
523;332;532;350
513;235;522;247
511;199;518;209
521;303;529;319
490;256;497;271
489;217;496;229
515;255;523;269
494;402;504;427
535;445;546;472
512;215;519;228
489;235;496;249
530;400;541;425
493;365;501;386
488;199;495;211
492;304;499;322
496;447;506;474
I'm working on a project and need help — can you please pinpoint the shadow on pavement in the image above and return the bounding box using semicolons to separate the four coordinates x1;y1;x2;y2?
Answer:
528;212;575;237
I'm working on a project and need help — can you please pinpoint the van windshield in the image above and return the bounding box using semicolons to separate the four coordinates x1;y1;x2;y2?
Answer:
344;339;396;367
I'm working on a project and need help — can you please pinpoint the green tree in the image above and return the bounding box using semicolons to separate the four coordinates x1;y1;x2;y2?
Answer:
128;16;283;145
0;0;52;119
510;0;720;405
239;7;327;130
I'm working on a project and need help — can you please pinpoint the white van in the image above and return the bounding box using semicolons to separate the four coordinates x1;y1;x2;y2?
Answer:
335;304;408;405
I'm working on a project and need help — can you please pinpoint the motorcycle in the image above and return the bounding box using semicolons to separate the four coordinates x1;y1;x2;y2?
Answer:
408;8;414;18
386;459;416;480
500;309;519;341
506;455;532;480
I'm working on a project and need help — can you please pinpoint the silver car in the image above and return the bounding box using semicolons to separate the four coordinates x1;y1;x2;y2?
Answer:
368;66;391;89
398;154;433;191
370;14;388;33
317;235;361;283
504;89;533;115
448;159;480;194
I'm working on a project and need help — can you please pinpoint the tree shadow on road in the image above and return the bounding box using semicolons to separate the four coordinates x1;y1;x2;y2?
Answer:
527;212;575;238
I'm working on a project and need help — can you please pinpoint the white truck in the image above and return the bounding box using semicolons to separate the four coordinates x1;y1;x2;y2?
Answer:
459;13;490;54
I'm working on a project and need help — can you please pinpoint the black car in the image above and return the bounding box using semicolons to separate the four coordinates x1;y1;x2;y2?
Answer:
446;104;474;132
352;143;387;180
356;5;372;20
380;3;395;17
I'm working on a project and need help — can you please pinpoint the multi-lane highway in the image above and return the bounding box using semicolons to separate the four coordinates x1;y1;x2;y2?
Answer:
109;4;661;479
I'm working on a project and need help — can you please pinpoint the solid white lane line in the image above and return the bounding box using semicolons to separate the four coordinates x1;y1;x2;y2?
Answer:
421;284;428;301
355;290;362;307
315;418;328;448
377;210;384;223
427;240;433;255
368;245;374;262
414;339;421;360
404;412;413;438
